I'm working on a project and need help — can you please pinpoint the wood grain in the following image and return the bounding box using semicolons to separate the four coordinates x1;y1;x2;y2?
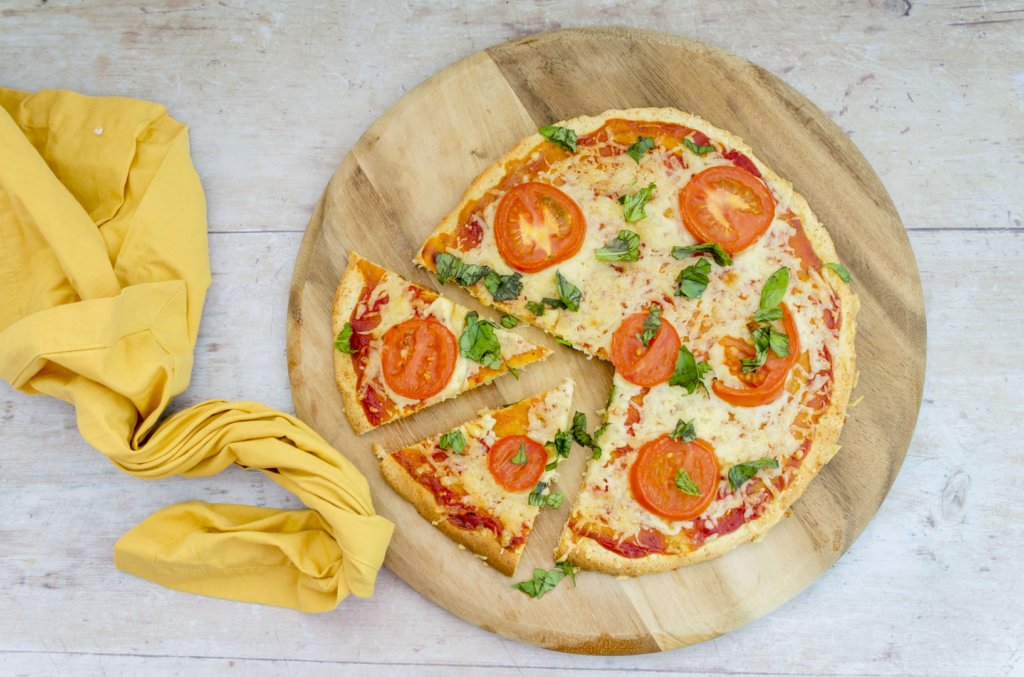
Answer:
286;28;926;654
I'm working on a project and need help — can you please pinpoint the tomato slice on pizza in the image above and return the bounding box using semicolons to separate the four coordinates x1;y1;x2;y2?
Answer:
495;182;587;273
375;380;576;577
332;252;550;434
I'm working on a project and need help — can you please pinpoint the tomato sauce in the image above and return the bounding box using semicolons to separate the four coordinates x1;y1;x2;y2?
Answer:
573;522;668;559
721;149;762;178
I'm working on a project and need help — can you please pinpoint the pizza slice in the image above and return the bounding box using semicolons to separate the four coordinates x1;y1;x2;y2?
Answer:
332;252;550;434
374;379;575;576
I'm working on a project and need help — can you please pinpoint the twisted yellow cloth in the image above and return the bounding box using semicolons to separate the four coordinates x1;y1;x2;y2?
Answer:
0;88;394;612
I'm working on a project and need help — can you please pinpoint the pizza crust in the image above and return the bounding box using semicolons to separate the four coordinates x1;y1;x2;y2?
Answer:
332;251;376;435
415;107;860;576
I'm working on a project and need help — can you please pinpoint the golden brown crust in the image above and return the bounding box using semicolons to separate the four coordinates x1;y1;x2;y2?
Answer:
332;251;375;435
378;448;520;576
414;107;859;576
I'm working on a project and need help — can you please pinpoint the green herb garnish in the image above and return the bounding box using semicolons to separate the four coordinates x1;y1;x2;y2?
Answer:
556;338;574;349
669;345;714;396
500;314;519;328
528;481;564;509
595;230;641;262
681;137;715;156
823;262;851;283
728;458;780;491
618;180;657;222
545;429;574;458
671;243;733;267
626;135;655;163
511;562;575;599
569;411;602;460
555;271;582;312
636;304;662;348
538;125;577;152
459;311;503;369
483;270;524;302
434;252;490;286
676;258;712;299
675;468;701;496
670;419;696;443
439;429;466;455
334;322;358;354
510;443;528;466
753;307;784;323
759;267;790;310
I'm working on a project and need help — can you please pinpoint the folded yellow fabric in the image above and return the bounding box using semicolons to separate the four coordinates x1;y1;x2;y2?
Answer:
0;88;393;612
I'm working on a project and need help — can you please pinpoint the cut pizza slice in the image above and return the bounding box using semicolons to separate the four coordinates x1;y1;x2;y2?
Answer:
332;252;550;434
374;379;576;577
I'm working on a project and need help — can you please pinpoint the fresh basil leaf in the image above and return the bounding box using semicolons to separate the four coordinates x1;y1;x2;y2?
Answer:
459;311;503;369
626;135;655;163
681;137;715;156
511;442;528;466
526;301;546;316
753;307;784;323
510;577;538;597
823;262;851;283
671;418;696;443
555;271;582;312
539;125;578;152
484;270;524;302
768;329;790;358
511;566;568;599
618;181;657;222
671;243;733;267
528;481;547;506
760;267;790;309
728;458;780;491
439;429;466;455
500;314;519;328
334;322;358;354
556;338;574;348
595;230;641;262
507;365;519;379
570;411;602;459
675;468;701;496
594;422;609;440
433;252;460;285
740;325;772;373
558;561;576;587
606;385;616;408
669;345;715;395
541;297;567;310
636;304;662;348
546;459;559;471
676;258;712;299
545;429;573;458
592;448;602;460
456;263;490;286
546;492;564;509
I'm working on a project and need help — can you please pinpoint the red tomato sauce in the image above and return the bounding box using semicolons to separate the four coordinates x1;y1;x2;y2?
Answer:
573;522;668;559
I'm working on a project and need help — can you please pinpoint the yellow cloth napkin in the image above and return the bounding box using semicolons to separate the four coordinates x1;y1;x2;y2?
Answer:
0;87;394;612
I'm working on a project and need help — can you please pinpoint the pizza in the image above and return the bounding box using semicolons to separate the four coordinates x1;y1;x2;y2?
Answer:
413;108;859;576
332;252;550;434
374;379;576;576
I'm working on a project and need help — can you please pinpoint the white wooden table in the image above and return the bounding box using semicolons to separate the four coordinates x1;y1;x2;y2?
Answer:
1;2;1021;675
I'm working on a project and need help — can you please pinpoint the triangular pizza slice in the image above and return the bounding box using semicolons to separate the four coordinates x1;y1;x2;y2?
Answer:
374;379;575;577
332;252;550;434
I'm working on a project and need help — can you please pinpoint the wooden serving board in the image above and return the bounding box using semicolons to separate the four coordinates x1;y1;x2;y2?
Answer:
286;27;926;655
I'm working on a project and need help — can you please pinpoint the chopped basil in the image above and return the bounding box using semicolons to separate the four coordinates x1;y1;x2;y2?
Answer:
570;411;601;459
594;421;609;441
459;311;503;369
740;324;790;373
555;271;582;312
676;258;712;299
500;314;519;328
636;304;662;348
439;429;466;455
507;365;519;379
626;135;655;163
753;307;784;323
671;243;733;267
526;301;546;316
675;468;701;496
484;270;523;302
511;442;527;466
511;564;573;599
528;481;564;508
434;251;490;286
768;329;791;358
595;230;641;262
545;429;573;458
823;262;851;283
728;458;780;491
669;345;715;395
670;418;696;443
334;322;358;354
760;267;790;309
618;180;657;222
556;338;574;348
539;125;578;152
545;459;558;471
681;137;715;156
606;384;616;408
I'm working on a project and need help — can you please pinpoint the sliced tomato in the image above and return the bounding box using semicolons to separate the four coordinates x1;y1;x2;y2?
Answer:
380;318;457;400
610;311;682;387
712;303;801;407
630;435;721;521
494;182;586;272
679;165;776;254
487;435;546;492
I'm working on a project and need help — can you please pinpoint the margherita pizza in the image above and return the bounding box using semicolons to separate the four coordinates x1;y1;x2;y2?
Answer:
333;252;550;434
375;379;576;576
414;108;859;576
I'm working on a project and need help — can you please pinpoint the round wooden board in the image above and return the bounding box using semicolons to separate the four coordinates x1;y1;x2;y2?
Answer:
286;27;926;655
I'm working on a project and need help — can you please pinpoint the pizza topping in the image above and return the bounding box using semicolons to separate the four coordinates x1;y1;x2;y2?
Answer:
334;322;358;354
636;304;662;348
487;435;546;492
728;458;781;491
671;242;733;267
500;314;519;328
670;418;696;443
570;411;602;459
380;318;458;400
679;165;776;254
528;481;564;508
713;303;801;407
823;262;851;283
629;435;721;521
618;181;657;222
539;125;577;152
759;267;790;309
611;311;682;387
458;311;503;370
676;258;712;299
495;182;586;273
555;270;582;311
681;137;715;156
721;148;762;178
483;269;524;301
545;428;574;459
511;561;575;598
626;135;655;163
439;429;467;455
595;230;641;262
668;345;714;395
434;251;491;287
